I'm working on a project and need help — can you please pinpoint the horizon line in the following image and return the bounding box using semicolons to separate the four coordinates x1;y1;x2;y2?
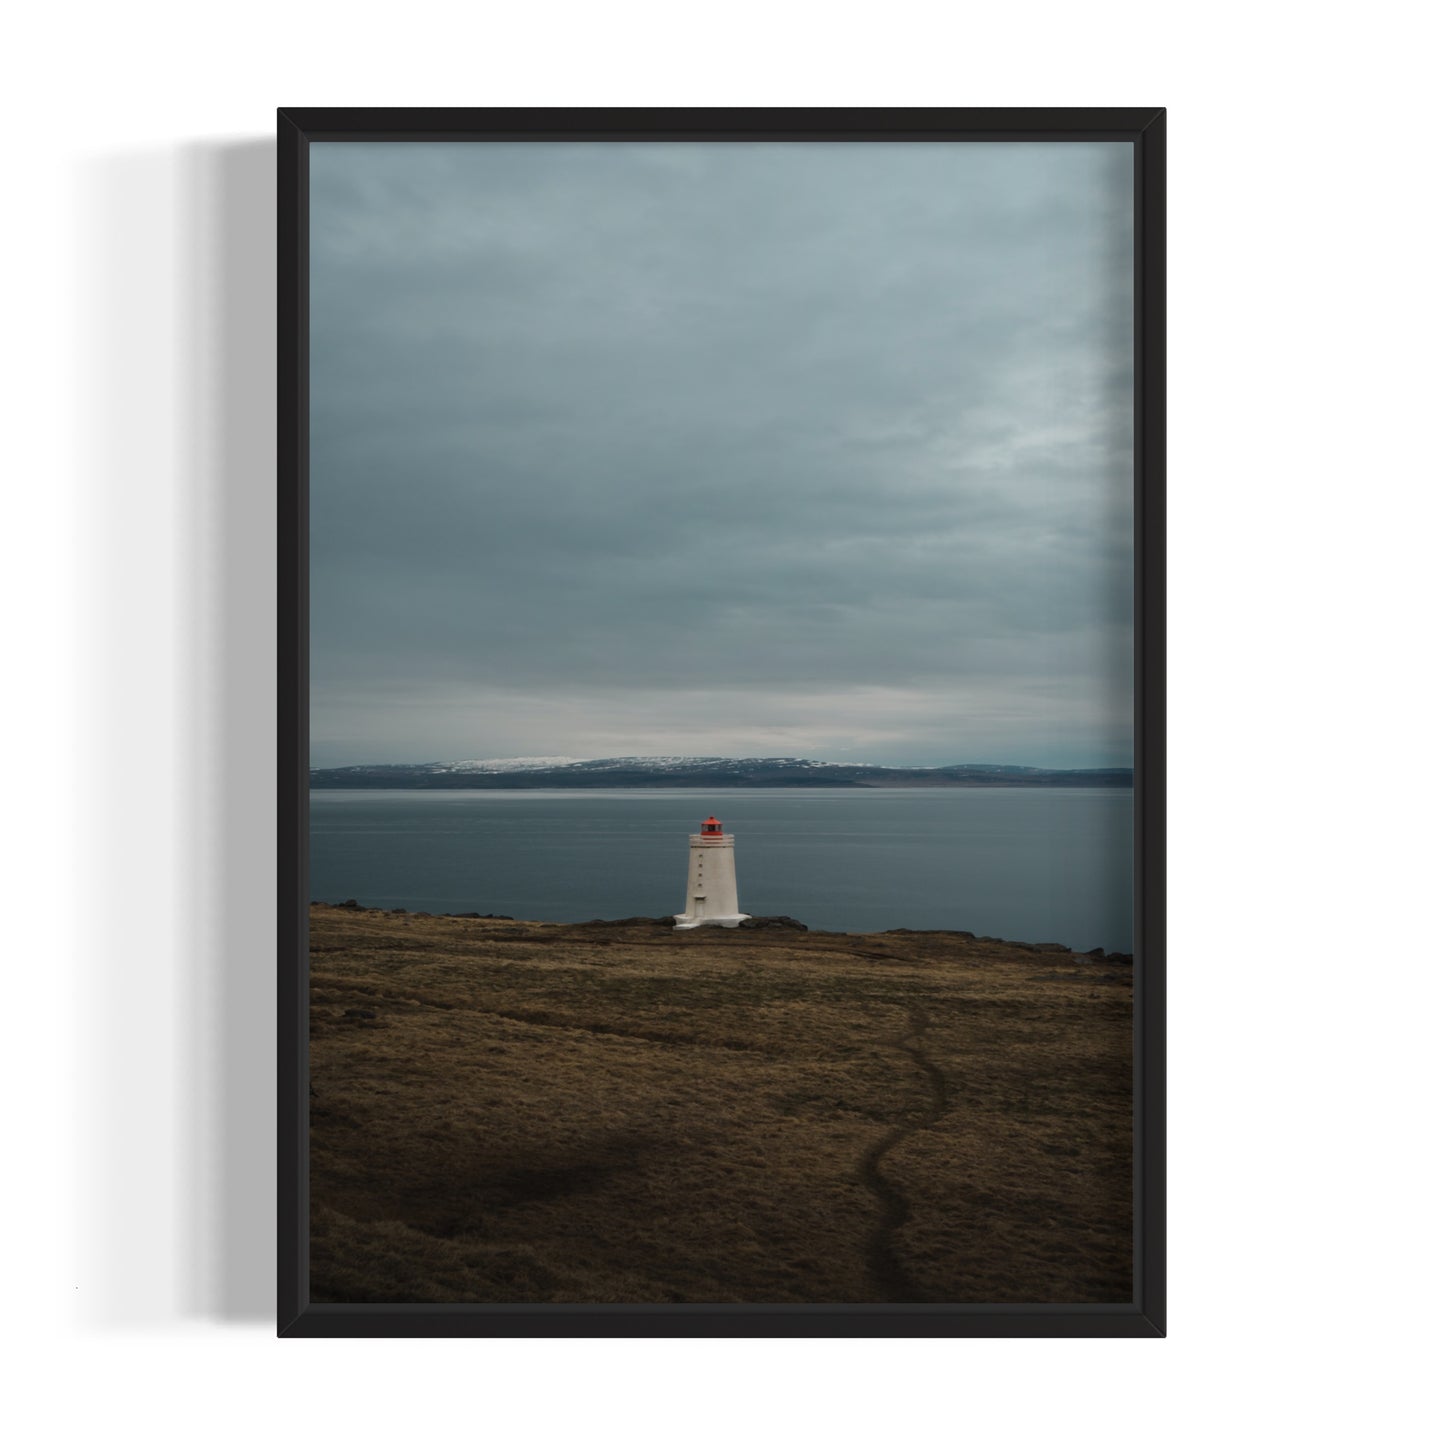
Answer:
309;754;1133;772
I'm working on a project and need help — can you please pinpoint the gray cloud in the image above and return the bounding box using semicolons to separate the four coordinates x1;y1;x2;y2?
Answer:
309;141;1133;768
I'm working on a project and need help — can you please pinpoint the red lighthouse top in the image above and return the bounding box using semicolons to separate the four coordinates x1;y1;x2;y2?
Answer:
700;816;723;835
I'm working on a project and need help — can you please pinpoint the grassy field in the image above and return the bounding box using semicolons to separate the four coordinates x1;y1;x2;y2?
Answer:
309;904;1132;1305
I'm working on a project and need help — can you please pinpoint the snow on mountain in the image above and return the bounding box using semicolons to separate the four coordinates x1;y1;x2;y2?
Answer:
568;756;725;771
562;757;843;772
430;755;856;775
439;756;584;773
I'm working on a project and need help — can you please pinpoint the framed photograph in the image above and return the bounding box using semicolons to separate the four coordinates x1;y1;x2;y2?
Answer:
278;107;1165;1338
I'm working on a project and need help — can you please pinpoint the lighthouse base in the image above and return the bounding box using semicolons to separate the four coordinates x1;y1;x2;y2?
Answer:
673;912;751;931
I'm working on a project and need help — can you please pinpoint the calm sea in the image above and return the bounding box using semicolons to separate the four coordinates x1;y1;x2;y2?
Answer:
309;787;1133;954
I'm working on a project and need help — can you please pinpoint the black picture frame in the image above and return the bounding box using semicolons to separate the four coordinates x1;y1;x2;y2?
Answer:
278;106;1165;1339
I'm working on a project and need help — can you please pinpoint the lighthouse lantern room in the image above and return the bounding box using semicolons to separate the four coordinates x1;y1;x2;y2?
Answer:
673;814;750;930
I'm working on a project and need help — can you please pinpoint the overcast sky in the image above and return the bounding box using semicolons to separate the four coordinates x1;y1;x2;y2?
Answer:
310;141;1133;768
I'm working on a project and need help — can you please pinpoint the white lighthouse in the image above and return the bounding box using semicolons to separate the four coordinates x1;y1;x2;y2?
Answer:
673;814;750;930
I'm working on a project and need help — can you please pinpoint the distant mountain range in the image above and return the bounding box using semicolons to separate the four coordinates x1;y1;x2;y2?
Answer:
309;755;1132;789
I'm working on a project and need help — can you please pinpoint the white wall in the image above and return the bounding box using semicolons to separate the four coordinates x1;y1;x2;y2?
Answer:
5;3;1441;1440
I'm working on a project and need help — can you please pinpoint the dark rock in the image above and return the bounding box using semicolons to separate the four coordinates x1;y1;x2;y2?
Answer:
338;899;359;909
738;915;808;931
1085;947;1106;957
1106;952;1133;965
342;1008;376;1020
885;928;977;939
390;907;406;914
1036;942;1071;953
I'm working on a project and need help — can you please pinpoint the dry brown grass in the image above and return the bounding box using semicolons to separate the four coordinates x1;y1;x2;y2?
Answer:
309;905;1132;1305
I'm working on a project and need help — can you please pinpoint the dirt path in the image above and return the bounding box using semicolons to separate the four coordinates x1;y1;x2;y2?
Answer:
857;1007;951;1302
